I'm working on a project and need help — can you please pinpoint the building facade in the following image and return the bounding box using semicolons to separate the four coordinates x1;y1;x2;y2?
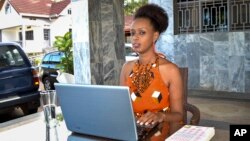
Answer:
150;0;250;94
0;0;72;54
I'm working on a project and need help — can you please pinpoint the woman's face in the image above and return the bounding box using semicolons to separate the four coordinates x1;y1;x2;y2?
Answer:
130;18;159;54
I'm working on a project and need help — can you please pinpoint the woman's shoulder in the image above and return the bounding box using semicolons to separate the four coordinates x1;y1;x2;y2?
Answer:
123;59;137;67
121;59;137;74
158;57;180;75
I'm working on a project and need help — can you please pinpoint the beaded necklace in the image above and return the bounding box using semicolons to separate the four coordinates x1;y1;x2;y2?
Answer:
131;56;159;94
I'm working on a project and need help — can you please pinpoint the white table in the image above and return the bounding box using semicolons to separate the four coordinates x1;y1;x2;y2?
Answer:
0;110;71;141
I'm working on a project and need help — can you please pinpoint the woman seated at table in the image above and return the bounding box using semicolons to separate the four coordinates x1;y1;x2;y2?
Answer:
120;3;184;141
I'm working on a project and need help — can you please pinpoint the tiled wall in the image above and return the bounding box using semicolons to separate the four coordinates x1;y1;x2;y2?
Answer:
72;0;125;85
174;32;250;93
150;0;250;93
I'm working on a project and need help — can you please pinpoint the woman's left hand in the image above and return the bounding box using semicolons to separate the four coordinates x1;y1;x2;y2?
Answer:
137;111;165;127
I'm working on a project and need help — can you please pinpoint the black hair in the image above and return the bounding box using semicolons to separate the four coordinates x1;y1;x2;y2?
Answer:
134;4;169;34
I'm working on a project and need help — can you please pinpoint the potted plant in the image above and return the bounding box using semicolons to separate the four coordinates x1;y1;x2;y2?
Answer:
53;31;74;83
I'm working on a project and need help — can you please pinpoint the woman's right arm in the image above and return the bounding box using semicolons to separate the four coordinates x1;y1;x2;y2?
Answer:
119;61;133;86
119;63;127;86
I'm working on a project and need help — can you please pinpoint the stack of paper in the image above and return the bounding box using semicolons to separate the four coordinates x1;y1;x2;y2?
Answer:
165;125;215;141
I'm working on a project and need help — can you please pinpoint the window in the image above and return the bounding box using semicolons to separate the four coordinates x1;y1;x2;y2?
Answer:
5;3;11;14
50;55;62;63
201;0;228;32
230;0;250;31
26;31;33;40
44;29;50;40
19;31;34;40
68;8;71;15
0;46;25;68
175;0;200;33
175;0;250;34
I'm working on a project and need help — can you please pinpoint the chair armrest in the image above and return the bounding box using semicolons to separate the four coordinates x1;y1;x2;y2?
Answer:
186;103;200;125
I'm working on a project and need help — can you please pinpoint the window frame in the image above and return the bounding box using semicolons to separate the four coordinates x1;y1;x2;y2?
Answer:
44;29;50;40
174;0;250;34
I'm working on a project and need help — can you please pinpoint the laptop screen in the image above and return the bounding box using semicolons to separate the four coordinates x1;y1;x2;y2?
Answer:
55;83;138;141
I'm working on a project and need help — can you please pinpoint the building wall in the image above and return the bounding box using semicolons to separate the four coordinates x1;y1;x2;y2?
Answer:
0;1;21;29
0;0;72;53
174;32;250;93
150;0;250;93
1;28;17;41
50;9;72;47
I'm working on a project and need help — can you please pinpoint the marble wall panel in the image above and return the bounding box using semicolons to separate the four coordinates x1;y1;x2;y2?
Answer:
214;70;229;91
245;32;250;43
186;34;200;43
91;62;103;84
174;35;187;67
72;0;91;84
229;56;245;92
187;43;200;69
89;21;102;62
200;33;214;41
200;56;214;90
245;71;250;92
100;0;113;21
229;32;245;56
245;55;250;71
214;32;229;41
88;0;101;21
114;25;126;60
214;42;229;56
200;35;214;56
103;59;116;84
156;34;174;62
72;0;124;85
174;35;186;47
113;0;124;25
188;69;200;89
214;42;229;70
214;55;229;70
174;36;187;56
174;55;187;67
102;21;116;57
74;42;91;84
246;43;250;56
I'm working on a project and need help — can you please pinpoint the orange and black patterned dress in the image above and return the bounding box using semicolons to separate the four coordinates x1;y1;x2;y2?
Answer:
126;56;170;141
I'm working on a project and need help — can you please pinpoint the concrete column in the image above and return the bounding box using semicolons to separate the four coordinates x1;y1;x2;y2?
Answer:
71;0;125;85
21;24;26;49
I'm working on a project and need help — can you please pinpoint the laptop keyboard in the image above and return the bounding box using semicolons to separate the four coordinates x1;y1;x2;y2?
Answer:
136;122;158;140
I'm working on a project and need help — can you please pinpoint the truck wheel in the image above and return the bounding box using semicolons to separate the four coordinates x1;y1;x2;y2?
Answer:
21;106;38;115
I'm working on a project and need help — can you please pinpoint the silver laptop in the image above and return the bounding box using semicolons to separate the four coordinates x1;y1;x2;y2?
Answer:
55;83;138;141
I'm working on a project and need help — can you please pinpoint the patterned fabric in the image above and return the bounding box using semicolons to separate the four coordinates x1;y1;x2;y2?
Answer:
126;56;170;141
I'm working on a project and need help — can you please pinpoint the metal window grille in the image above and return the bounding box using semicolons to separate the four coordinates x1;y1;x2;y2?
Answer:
44;29;50;40
230;0;250;31
176;0;200;34
175;0;250;34
201;0;228;32
26;31;34;40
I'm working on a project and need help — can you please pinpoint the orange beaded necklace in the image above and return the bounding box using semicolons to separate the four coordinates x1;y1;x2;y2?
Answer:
131;56;159;94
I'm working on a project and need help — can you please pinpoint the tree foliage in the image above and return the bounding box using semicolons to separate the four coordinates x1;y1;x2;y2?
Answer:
53;31;74;74
124;0;148;16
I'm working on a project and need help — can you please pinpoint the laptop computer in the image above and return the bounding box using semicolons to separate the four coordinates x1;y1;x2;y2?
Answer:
55;83;139;141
